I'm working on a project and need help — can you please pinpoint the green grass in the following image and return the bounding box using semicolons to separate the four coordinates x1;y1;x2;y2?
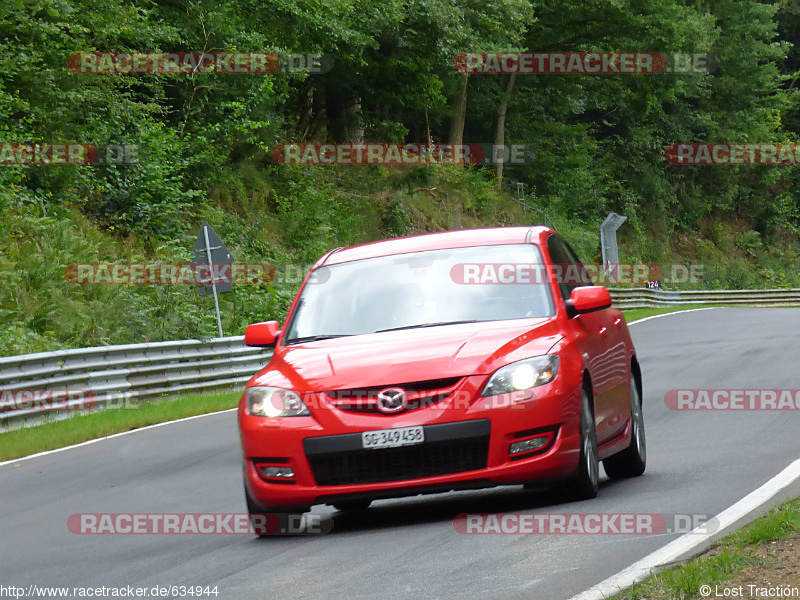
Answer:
613;498;800;600
0;390;241;462
728;499;800;547
643;549;760;600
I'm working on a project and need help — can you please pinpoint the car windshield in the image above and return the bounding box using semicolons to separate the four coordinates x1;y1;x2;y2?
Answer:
283;243;554;343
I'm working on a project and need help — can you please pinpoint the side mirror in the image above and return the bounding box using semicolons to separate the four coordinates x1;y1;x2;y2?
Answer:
245;321;281;347
565;286;612;318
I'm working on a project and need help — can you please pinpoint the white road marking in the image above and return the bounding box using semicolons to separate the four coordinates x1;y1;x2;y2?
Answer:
567;457;800;600
628;306;720;326
0;408;237;467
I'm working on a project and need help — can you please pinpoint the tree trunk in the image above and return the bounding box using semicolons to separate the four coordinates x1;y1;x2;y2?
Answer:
327;89;363;143
425;110;432;146
449;74;469;149
344;94;364;144
296;83;314;141
495;73;516;188
308;84;327;141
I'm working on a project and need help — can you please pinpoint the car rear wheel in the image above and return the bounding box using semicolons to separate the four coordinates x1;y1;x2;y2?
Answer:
603;374;646;479
557;385;599;500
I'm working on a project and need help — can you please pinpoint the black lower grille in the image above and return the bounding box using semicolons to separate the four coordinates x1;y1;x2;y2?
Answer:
307;437;489;486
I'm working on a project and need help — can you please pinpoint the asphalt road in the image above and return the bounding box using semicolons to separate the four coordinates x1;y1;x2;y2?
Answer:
2;308;800;600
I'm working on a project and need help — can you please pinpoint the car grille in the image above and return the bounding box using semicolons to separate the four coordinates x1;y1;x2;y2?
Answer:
303;420;491;486
324;377;462;414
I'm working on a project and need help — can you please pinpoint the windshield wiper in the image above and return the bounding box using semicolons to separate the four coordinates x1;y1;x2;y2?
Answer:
283;334;353;345
374;320;479;333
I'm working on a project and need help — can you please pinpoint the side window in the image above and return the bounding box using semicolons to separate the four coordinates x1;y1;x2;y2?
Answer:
546;235;573;301
562;240;593;288
546;235;592;302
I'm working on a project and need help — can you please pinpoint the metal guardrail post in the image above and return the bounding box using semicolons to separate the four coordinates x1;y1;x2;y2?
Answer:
600;213;627;277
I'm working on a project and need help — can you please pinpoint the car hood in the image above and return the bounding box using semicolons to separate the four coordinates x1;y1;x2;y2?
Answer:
251;319;563;391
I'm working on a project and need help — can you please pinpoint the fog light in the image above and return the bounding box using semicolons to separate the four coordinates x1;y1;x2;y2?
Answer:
509;436;548;455
260;466;295;479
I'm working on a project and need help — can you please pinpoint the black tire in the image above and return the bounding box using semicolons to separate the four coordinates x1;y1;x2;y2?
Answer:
332;499;372;512
603;373;646;479
244;478;309;537
557;385;599;500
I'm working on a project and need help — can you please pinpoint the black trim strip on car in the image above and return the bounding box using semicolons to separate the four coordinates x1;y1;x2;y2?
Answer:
251;457;291;464
318;247;343;267
302;419;491;456
318;479;496;505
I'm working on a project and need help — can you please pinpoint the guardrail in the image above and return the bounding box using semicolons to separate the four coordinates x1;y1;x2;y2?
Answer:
3;288;798;428
0;336;272;428
609;288;800;309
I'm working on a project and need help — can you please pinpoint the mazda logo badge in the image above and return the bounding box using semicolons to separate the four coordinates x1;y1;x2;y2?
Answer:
376;387;408;414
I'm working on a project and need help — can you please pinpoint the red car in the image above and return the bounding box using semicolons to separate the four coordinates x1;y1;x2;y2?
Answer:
238;226;645;519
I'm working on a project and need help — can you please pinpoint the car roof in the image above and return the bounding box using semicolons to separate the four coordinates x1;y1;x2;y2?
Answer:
319;226;554;266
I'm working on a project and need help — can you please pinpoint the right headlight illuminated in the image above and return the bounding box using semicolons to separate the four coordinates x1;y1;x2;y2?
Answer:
481;355;559;397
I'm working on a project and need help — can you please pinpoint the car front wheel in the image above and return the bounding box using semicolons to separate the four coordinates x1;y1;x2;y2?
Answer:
244;477;309;537
557;384;599;500
603;374;646;479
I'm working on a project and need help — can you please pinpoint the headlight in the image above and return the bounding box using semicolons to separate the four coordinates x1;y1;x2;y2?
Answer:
246;386;310;417
481;355;559;397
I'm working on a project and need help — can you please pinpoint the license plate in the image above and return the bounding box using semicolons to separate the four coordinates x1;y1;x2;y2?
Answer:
361;426;425;449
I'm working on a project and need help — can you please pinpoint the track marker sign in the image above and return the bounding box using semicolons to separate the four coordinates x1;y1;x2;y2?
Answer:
192;222;233;337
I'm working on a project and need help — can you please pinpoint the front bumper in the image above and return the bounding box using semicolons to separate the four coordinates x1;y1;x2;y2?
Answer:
239;376;582;509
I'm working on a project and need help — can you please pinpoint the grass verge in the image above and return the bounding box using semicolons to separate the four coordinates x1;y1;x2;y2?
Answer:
0;390;241;462
614;498;800;600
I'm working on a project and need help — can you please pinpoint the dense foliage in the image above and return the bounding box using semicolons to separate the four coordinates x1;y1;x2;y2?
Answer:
2;0;800;354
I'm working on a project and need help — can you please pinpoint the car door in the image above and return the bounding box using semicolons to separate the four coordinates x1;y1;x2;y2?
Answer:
547;235;623;444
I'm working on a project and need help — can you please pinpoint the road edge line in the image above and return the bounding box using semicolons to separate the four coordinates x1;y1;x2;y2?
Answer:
567;457;800;600
628;307;720;326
